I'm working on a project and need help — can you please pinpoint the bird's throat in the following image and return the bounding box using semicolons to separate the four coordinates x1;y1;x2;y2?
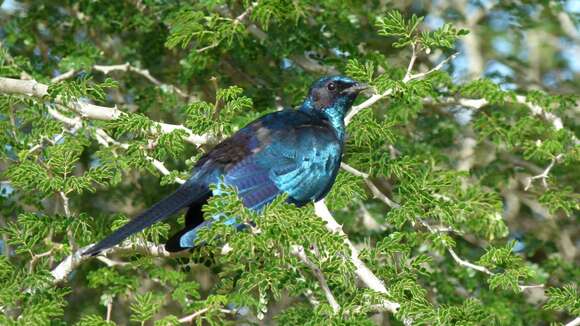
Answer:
300;100;346;142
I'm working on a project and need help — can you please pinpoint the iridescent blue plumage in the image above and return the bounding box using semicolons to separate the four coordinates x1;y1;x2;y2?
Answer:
84;76;366;256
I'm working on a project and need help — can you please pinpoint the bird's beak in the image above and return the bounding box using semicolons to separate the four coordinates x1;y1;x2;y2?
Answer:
342;83;369;95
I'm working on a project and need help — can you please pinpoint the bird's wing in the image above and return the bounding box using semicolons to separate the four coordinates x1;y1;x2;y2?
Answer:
223;122;342;209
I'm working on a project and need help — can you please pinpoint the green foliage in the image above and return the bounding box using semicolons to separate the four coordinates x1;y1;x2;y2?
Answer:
184;85;253;136
478;242;535;292
376;10;468;49
165;8;246;51
375;11;424;48
76;314;116;326
544;284;580;316
130;292;163;324
48;76;118;105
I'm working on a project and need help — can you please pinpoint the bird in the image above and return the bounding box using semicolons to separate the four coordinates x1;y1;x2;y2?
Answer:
83;76;367;256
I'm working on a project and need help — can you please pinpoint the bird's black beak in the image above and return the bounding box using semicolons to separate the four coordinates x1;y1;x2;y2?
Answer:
342;82;368;95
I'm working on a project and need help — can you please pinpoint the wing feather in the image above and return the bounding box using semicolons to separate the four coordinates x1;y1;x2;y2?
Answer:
221;124;341;209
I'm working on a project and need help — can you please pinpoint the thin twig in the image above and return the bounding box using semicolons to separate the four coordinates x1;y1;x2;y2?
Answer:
51;62;192;100
29;249;54;273
291;245;341;313
419;218;544;291
105;297;113;322
363;178;400;209
341;163;400;208
196;43;219;53
97;256;129;267
403;43;418;82
192;2;258;53
95;128;186;184
340;162;369;178
407;52;458;81
447;247;493;275
59;191;71;217
178;308;234;323
234;2;258;23
345;89;393;125
433;96;576;143
524;154;563;191
51;69;76;83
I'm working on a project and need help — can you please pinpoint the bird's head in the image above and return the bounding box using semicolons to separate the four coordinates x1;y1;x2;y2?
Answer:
303;76;367;121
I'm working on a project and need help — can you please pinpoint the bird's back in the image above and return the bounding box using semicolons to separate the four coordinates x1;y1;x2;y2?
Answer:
194;109;343;209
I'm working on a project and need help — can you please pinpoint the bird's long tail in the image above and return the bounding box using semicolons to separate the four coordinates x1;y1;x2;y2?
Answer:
83;182;209;256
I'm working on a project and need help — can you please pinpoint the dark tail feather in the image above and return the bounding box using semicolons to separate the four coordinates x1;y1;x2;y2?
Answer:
164;225;198;252
165;198;209;252
83;183;209;256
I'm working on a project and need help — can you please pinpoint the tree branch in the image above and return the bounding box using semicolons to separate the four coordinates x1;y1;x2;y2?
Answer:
434;96;577;143
406;52;458;81
291;245;341;313
341;163;399;208
345;52;458;125
94;128;186;185
403;43;418;82
51;240;181;283
446;247;493;275
178;308;234;323
524;154;563;190
418;218;543;291
0;77;210;146
565;317;580;326
313;200;400;314
52;62;192;100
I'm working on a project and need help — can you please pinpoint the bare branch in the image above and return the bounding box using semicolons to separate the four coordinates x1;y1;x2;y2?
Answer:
95;128;186;184
341;163;400;209
419;218;543;291
340;162;369;178
524;154;563;191
406;52;458;81
178;308;234;323
51;69;76;83
565;317;580;326
403;43;418;82
447;247;493;275
514;95;565;131
345;89;394;125
51;62;192;100
557;11;580;42
196;43;220;53
363;178;400;209
29;248;55;273
105;297;113;322
291;245;341;313
51;240;182;283
313;200;400;314
518;284;545;291
59;191;71;217
234;1;258;23
0;77;210;146
94;63;191;99
97;256;129;267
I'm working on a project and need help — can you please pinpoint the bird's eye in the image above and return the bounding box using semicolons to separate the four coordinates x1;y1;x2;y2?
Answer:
327;82;336;91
